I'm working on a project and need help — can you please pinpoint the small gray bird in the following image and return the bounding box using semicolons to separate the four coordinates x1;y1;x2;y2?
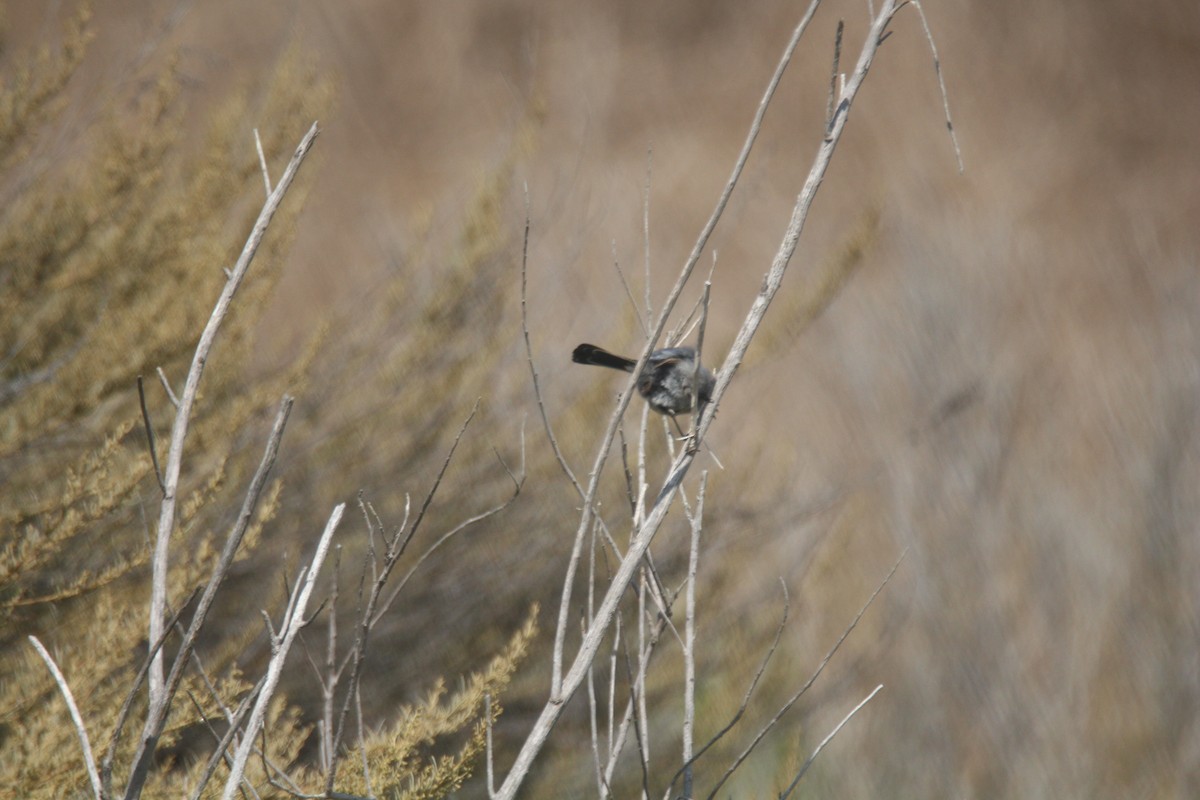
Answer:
572;343;715;416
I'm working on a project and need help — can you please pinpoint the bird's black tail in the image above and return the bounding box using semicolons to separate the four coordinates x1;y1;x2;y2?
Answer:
572;343;636;372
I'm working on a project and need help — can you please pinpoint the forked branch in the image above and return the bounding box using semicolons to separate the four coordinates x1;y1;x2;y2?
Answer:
496;3;913;795
144;121;319;711
219;503;347;800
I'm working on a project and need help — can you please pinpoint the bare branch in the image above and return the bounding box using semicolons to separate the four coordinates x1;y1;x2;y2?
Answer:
825;20;845;133
254;127;272;195
323;403;480;794
486;693;497;799
594;561;703;793
124;396;295;799
309;545;343;774
618;630;652;798
705;551;906;799
353;685;373;799
778;684;884;799
687;274;712;448
681;472;707;799
586;623;605;798
101;587;198;797
611;238;648;336
636;574;651;780
642;145;653;321
136;375;165;495
145;121;318;712
498;0;948;792
560;0;829;687
371;440;525;626
155;366;179;408
187;681;263;800
28;636;102;800
182;646;282;800
607;615;619;777
699;0;898;450
495;4;834;794
663;580;789;799
908;0;964;172
220;502;346;800
519;182;582;498
181;690;257;800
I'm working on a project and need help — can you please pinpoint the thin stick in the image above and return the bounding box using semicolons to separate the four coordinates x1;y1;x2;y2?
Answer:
101;588;198;796
688;272;712;445
144;122;318;710
254;127;272;196
518;175;618;696
322;547;341;773
702;0;898;437
155;366;179;408
324;404;480;794
636;569;650;777
181;690;256;800
186;678;264;800
612;239;648;336
486;693;497;798
586;629;605;799
635;400;648;533
220;503;346;800
778;684;884;798
663;581;789;799
371;441;524;626
136;375;165;494
681;472;707;799
372;465;523;628
28;636;102;800
618;631;652;798
671;250;715;349
585;522;600;778
518;189;664;669
519;182;583;498
183;644;289;800
665;287;706;349
354;685;373;798
604;591;679;793
570;0;827;635
618;425;637;515
825;20;844;133
643;145;653;321
124;396;295;799
705;550;906;799
909;0;964;173
608;614;620;770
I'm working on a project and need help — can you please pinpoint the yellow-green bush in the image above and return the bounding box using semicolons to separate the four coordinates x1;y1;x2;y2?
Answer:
0;5;534;797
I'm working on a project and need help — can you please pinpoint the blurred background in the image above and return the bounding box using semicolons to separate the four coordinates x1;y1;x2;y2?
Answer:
3;0;1199;797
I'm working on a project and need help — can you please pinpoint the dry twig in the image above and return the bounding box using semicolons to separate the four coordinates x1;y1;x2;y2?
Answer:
680;472;707;799
778;684;884;799
123;395;296;799
28;636;103;800
909;0;964;172
144;122;318;714
496;1;878;793
705;551;906;799
136;375;165;494
220;502;347;800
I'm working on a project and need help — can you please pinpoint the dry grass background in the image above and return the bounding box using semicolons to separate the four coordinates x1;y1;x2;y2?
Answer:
4;0;1199;796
